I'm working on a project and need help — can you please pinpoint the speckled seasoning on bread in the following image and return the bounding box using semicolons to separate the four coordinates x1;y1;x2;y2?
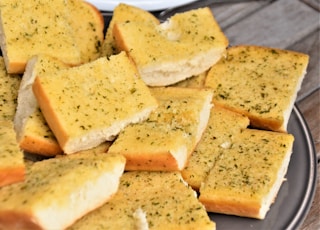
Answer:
69;171;215;230
199;129;294;219
0;57;24;187
0;121;25;187
205;45;309;132
0;0;104;74
113;7;228;86
32;52;158;154
0;152;125;229
182;106;249;190
101;3;159;57
108;87;213;171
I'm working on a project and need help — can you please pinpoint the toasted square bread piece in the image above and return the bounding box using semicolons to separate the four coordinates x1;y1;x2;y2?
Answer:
68;0;104;63
0;152;125;229
113;7;228;86
14;55;69;156
199;129;294;219
182;106;249;190
101;3;159;57
70;171;215;230
0;0;81;73
205;45;309;132
33;52;158;154
108;87;213;171
0;120;25;187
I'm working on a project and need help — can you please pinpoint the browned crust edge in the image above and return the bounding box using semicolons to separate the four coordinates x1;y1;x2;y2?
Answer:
0;166;25;187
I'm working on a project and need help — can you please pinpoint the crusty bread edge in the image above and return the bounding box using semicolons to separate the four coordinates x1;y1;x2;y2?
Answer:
19;135;62;156
123;150;182;171
0;166;25;187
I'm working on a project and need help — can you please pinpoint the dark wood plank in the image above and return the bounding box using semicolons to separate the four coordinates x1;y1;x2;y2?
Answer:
290;29;320;102
297;89;320;158
300;163;320;230
210;1;272;29
222;0;320;48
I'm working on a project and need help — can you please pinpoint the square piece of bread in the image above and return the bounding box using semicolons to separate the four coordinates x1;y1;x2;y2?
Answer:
113;7;228;86
0;0;81;73
108;87;213;171
32;52;158;154
199;129;294;219
182;106;249;190
0;152;125;230
205;45;309;132
69;171;215;230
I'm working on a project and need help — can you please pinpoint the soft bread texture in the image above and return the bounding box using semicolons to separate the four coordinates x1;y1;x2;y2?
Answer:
0;152;126;230
113;7;228;86
205;45;309;132
0;121;25;187
0;0;80;73
68;0;104;63
14;55;69;156
199;129;294;219
32;52;158;154
108;87;213;171
101;3;159;57
182;106;249;190
69;171;215;230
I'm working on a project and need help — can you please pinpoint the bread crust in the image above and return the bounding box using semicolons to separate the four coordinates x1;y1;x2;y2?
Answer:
19;135;63;157
200;197;262;219
124;152;179;171
32;76;70;148
0;211;42;230
0;167;25;187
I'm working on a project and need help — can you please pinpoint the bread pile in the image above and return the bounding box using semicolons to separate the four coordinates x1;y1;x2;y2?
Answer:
0;1;310;229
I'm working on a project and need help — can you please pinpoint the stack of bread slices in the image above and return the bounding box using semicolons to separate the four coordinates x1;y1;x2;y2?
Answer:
0;1;309;229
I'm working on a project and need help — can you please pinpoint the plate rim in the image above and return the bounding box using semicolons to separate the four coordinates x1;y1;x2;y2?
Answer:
286;105;317;229
87;0;197;12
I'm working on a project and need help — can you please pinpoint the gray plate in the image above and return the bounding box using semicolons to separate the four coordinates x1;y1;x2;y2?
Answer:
208;105;317;230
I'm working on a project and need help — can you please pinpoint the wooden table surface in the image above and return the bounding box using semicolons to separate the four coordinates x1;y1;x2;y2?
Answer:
152;0;319;229
211;1;320;229
104;0;319;229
